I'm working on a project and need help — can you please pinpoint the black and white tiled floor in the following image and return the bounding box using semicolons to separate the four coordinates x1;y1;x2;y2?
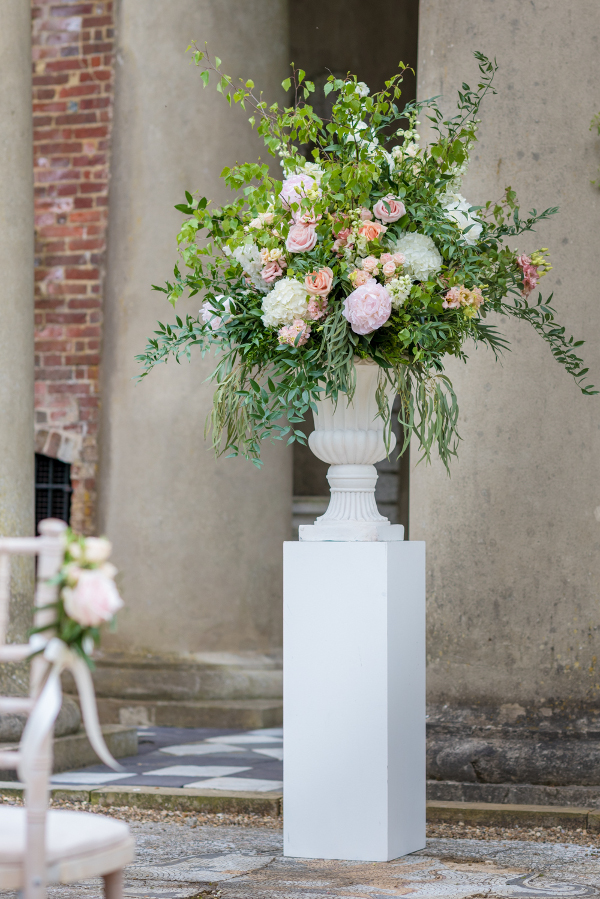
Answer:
51;726;283;792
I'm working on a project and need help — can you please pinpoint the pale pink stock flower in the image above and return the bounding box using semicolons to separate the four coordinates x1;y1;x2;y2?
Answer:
382;260;396;278
332;227;352;254
305;266;333;297
362;256;379;273
342;278;392;335
358;220;387;241
517;253;539;297
393;252;406;266
442;286;462;309
373;194;406;223
442;285;484;311
278;319;311;346
63;567;123;628
286;223;318;253
306;297;328;320
359;207;373;220
261;261;285;283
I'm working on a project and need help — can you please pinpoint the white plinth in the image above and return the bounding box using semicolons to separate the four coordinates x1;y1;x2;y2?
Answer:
283;540;426;862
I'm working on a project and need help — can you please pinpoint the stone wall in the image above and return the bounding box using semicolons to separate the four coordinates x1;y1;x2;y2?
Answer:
31;0;116;534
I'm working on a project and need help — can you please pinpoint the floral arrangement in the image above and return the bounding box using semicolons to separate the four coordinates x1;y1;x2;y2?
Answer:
136;50;594;468
34;531;123;666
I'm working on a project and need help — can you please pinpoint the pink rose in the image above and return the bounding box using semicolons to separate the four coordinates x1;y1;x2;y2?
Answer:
305;266;333;296
352;270;369;287
286;223;318;254
359;207;373;220
342;278;392;335
382;260;396;277
373;194;406;223
278;319;311;346
392;252;406;266
63;567;123;627
280;173;320;211
358;220;386;242
307;297;328;320
261;261;285;283
362;255;379;273
380;253;393;264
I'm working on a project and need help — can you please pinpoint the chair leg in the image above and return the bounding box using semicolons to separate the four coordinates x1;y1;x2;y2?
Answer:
103;869;123;899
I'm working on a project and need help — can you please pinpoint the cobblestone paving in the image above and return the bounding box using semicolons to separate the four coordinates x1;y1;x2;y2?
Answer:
4;820;600;898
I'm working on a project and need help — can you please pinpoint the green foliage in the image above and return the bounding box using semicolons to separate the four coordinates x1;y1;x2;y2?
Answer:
136;48;594;471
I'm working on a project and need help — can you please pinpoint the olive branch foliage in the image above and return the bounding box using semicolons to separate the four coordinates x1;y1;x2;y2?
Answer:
136;47;594;470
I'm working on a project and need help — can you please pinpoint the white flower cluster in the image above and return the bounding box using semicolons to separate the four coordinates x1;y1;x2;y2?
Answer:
261;277;310;328
233;241;268;293
387;274;412;309
393;232;442;282
441;192;482;246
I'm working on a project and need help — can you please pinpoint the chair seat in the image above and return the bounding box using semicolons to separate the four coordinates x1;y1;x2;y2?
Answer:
0;807;135;888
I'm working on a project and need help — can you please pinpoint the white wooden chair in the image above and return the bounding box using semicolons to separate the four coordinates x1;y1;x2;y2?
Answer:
0;518;134;899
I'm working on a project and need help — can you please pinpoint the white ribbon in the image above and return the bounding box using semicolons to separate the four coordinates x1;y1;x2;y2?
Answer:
18;637;124;783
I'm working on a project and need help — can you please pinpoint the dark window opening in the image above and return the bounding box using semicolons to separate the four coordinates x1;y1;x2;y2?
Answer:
35;453;72;532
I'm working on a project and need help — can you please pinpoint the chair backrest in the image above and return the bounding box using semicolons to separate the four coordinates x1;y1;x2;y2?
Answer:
0;518;67;899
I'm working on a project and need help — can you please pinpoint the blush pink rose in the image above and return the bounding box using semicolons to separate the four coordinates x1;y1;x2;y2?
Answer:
393;252;406;266
382;260;396;277
359;207;373;220
261;261;285;283
362;256;379;273
63;567;123;627
380;253;393;264
358;220;386;242
352;269;369;287
373;194;406;223
286;223;318;253
342;278;392;335
305;266;333;297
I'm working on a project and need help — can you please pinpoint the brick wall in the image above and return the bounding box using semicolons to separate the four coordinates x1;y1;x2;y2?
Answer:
31;0;115;534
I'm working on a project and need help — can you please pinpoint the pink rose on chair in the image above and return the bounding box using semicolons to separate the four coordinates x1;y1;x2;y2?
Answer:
342;278;392;335
286;223;318;253
63;567;123;627
305;266;333;296
373;195;406;223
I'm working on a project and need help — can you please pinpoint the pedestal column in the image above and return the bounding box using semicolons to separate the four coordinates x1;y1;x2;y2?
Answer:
0;2;35;667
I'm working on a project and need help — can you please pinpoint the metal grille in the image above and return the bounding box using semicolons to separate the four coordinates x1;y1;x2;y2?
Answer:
35;454;72;530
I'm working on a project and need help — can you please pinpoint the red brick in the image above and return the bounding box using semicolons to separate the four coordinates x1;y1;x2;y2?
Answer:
45;312;87;323
68;238;103;251
50;4;93;15
82;15;112;27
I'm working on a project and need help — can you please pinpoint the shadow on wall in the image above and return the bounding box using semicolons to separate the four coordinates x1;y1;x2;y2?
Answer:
288;0;419;536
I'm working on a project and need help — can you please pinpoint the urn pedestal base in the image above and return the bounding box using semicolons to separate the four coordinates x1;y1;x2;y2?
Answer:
283;540;426;862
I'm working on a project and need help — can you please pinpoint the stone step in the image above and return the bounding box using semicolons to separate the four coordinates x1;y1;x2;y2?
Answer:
427;778;600;808
0;724;137;779
90;697;284;729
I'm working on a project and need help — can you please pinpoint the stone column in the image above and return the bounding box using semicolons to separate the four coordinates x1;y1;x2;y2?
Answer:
414;1;600;783
0;1;35;681
98;1;291;721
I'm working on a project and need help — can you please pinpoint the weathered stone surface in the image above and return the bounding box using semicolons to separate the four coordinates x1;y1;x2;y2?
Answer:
0;695;81;742
94;697;283;729
427;780;600;809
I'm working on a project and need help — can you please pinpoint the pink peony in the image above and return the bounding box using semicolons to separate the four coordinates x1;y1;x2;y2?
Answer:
261;261;285;283
382;260;396;278
307;297;328;320
359;207;373;220
280;174;320;218
342;278;392;335
305;266;333;297
286;223;318;254
358;220;386;242
278;319;311;346
373;194;406;223
362;256;379;273
63;567;123;627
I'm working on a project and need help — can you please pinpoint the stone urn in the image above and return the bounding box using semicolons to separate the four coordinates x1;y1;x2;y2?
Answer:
299;359;404;542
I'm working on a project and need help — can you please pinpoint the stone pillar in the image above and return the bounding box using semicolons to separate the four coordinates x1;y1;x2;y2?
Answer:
97;1;291;721
0;1;35;679
414;1;600;786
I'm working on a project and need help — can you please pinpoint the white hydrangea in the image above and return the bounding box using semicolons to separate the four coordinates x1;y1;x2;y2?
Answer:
356;82;370;98
387;275;412;309
261;277;310;328
393;232;442;282
442;192;482;246
232;240;268;293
